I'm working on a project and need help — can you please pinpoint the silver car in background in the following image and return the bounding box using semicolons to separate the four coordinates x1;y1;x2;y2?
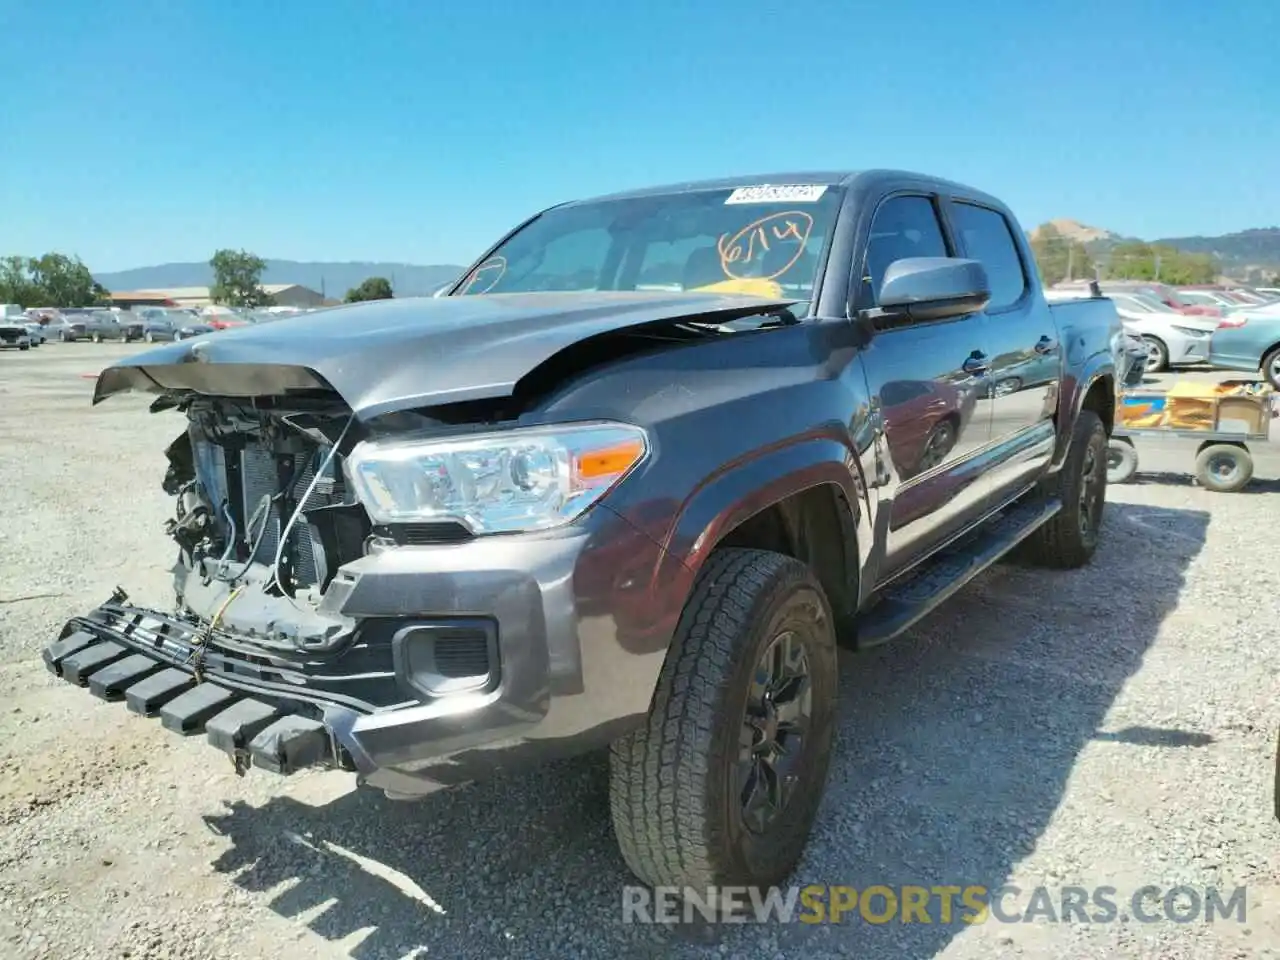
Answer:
1103;290;1216;372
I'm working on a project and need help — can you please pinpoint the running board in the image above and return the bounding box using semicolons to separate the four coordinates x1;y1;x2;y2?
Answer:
856;499;1061;649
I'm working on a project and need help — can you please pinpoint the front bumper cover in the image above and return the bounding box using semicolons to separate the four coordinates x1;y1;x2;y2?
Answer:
42;505;679;794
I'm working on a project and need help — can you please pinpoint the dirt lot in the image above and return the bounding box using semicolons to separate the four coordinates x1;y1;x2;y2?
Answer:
2;343;1279;960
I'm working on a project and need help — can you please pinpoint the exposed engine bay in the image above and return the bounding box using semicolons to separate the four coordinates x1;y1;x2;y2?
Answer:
159;395;376;653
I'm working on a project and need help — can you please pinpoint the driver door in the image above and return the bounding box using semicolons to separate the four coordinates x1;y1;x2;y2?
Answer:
854;194;994;575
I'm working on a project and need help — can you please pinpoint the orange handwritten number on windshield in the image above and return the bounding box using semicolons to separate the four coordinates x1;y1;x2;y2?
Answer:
717;211;814;281
461;256;506;294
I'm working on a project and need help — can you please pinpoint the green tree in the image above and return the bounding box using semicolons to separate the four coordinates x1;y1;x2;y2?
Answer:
209;249;271;306
1101;242;1217;284
0;256;38;306
1028;224;1094;285
29;253;105;306
344;276;394;302
0;253;111;307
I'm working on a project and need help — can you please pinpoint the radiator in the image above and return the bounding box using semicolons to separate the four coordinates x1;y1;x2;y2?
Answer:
239;444;339;587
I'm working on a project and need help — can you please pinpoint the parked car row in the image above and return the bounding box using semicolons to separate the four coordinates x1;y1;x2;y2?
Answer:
1048;281;1280;387
8;304;318;350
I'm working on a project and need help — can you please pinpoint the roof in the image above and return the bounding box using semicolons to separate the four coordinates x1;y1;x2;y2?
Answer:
568;169;1000;207
576;171;859;204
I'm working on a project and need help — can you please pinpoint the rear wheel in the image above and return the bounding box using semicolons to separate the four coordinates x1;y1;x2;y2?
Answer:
609;548;838;893
1142;336;1169;373
91;332;102;343
1194;443;1253;493
1022;410;1108;569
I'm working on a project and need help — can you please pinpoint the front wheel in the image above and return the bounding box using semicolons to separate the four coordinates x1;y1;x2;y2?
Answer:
1262;346;1280;391
1142;337;1169;374
609;548;838;894
1021;409;1108;569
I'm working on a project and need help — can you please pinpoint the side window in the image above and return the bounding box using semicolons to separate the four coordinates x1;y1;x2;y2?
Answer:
949;203;1027;311
860;195;949;307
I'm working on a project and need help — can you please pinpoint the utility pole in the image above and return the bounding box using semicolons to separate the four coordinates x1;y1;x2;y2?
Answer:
1066;246;1075;282
1154;254;1161;282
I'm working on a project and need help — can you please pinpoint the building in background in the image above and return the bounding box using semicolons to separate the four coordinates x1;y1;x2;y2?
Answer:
108;283;326;309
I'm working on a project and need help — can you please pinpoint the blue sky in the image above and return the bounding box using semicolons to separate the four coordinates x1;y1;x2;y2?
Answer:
0;0;1274;272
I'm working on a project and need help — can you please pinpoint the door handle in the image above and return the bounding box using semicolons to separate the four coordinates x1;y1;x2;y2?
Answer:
962;352;989;375
1034;335;1058;355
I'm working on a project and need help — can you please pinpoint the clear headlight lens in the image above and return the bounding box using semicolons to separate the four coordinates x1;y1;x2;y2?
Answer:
344;421;649;533
1172;325;1211;338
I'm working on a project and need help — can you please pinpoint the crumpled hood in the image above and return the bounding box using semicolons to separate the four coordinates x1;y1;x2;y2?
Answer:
93;290;795;420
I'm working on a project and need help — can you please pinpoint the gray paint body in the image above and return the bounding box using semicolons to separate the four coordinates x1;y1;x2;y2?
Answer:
77;169;1120;796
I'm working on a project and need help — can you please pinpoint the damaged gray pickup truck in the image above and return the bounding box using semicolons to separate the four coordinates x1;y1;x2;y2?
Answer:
45;170;1122;893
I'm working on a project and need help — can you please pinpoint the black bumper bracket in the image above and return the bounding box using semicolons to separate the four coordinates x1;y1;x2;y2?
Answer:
61;641;129;685
160;683;239;736
125;668;197;716
249;716;330;774
88;654;166;701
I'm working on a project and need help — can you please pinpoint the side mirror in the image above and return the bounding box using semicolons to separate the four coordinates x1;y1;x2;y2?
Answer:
876;257;991;323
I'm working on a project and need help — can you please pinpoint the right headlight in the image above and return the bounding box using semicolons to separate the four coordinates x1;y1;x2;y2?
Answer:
344;421;649;534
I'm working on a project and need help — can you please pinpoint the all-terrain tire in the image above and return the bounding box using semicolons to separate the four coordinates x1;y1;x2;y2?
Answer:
608;547;838;894
1021;409;1108;569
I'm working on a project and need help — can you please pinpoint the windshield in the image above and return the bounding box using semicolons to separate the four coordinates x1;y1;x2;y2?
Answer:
1129;293;1174;312
1176;290;1218;305
452;185;843;306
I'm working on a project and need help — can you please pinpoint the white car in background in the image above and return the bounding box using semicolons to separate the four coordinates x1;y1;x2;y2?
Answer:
1099;290;1217;372
1043;288;1214;372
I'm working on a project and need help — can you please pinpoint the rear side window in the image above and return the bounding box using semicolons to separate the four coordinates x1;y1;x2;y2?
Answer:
950;202;1027;311
861;196;949;307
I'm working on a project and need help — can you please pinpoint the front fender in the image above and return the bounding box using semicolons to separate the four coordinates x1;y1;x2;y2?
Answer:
648;432;873;632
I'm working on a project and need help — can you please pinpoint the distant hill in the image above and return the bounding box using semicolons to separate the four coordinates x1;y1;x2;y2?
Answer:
1031;220;1280;277
1152;228;1280;272
1030;218;1123;246
94;259;467;298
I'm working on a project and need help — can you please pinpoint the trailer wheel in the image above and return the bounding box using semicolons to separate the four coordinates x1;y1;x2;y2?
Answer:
1194;443;1253;493
1106;438;1138;485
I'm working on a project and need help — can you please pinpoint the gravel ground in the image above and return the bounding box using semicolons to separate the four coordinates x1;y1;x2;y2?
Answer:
2;344;1279;960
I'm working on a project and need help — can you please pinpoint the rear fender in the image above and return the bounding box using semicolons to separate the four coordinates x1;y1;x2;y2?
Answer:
1053;356;1116;468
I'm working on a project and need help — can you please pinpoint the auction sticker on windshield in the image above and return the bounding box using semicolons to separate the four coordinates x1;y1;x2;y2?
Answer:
725;184;828;204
